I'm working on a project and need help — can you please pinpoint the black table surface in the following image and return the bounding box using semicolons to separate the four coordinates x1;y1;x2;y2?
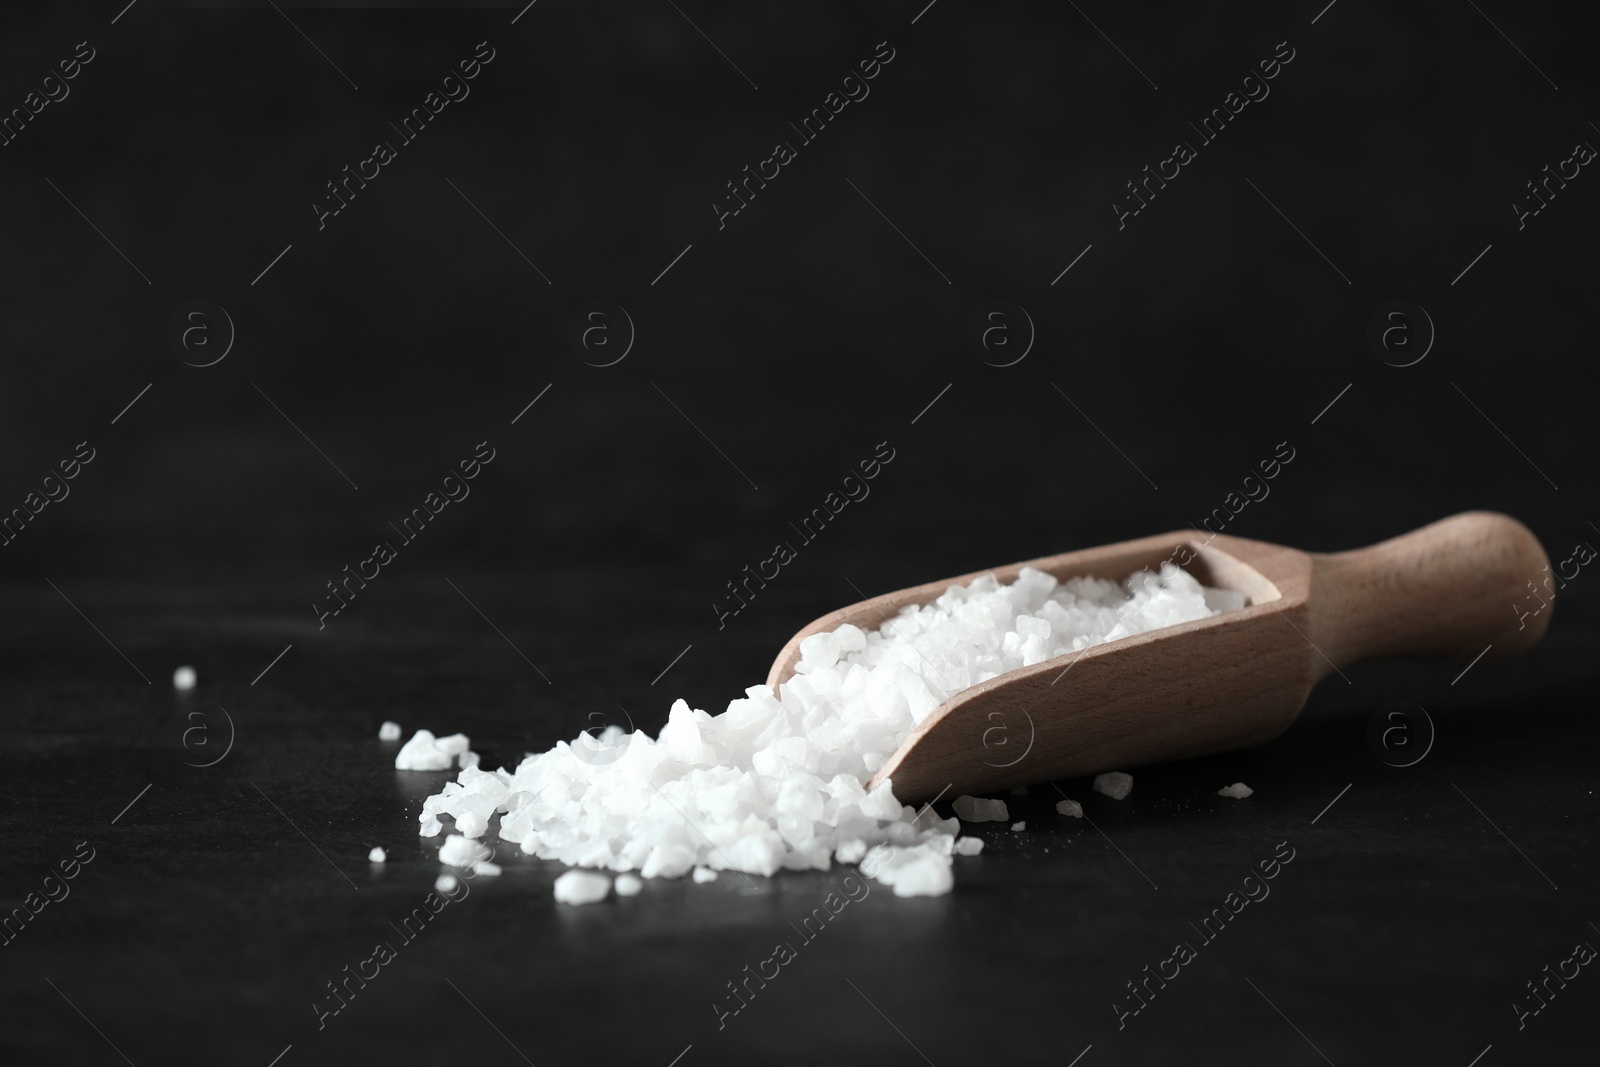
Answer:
4;525;1596;1066
3;1;1597;1064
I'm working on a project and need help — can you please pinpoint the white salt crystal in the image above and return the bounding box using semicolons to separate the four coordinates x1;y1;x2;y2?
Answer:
395;730;454;771
872;846;954;897
1093;771;1133;800
1055;798;1083;818
172;665;197;691
435;873;458;893
410;562;1229;898
953;795;1009;823
859;780;904;821
1203;587;1248;613
368;847;386;863
472;860;502;877
378;721;402;741
438;834;490;867
1217;782;1254;799
1011;821;1026;831
692;866;718;883
553;870;611;905
614;873;643;896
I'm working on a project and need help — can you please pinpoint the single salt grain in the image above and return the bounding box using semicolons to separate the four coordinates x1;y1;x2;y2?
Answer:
458;750;480;770
395;729;455;771
438;834;490;867
1011;821;1026;831
434;733;471;756
378;721;402;741
172;665;197;691
472;860;502;877
898;865;953;897
692;866;718;883
553;869;611;905
1055;798;1083;818
435;873;458;893
1217;782;1254;799
953;795;1009;823
1093;771;1133;800
954;837;985;856
368;847;386;863
615;873;643;897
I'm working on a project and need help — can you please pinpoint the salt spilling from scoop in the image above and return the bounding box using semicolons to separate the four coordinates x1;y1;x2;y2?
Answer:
410;563;1230;898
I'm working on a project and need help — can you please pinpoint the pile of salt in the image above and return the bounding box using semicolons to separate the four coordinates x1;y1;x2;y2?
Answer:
407;563;1232;901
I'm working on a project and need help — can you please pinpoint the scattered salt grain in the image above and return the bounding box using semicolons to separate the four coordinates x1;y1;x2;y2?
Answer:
1011;821;1026;832
472;860;502;877
1055;798;1083;818
615;873;643;897
953;796;1010;823
1093;771;1133;800
438;834;491;868
411;563;1229;898
395;729;460;771
869;846;955;897
172;665;197;691
692;866;718;883
553;869;611;905
435;873;458;893
378;721;402;741
368;847;386;862
1217;782;1254;799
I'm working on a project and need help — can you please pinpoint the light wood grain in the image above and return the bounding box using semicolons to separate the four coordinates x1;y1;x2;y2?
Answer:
766;512;1551;801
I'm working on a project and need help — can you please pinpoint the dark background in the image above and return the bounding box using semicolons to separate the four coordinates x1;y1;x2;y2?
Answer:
1;1;1595;1063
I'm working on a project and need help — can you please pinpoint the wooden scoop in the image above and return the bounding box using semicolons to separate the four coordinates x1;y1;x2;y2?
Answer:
766;512;1552;802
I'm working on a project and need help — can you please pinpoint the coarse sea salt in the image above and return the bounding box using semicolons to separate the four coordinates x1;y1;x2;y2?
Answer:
1093;771;1133;800
1217;782;1253;799
1055;798;1083;818
954;796;1010;823
396;729;476;772
553;870;611;905
410;563;1230;899
379;721;402;741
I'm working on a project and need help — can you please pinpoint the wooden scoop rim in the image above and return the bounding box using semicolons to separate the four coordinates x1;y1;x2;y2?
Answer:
766;531;1297;691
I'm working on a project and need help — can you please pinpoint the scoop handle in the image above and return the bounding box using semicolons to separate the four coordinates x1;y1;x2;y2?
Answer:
1308;511;1554;677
